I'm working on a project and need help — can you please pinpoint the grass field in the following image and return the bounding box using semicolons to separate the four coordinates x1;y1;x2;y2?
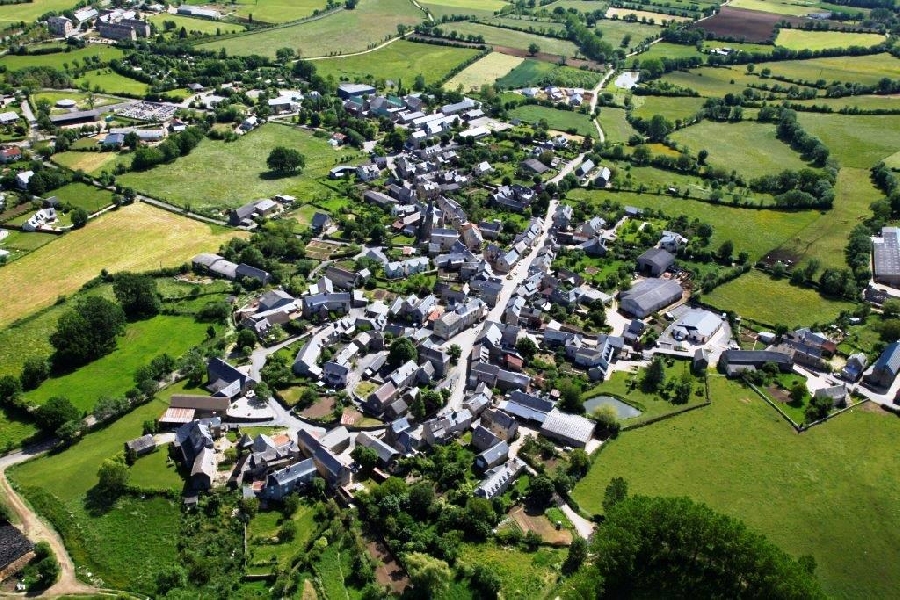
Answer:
197;0;423;59
605;6;693;22
457;544;564;600
793;94;900;112
0;407;39;450
73;69;149;97
659;65;769;98
572;375;900;599
885;150;900;169
631;94;705;122
729;0;854;15
0;0;78;26
704;270;853;326
487;15;567;38
146;13;246;36
118;124;362;212
636;42;704;64
775;29;885;51
595;18;662;51
670;120;811;178
23;315;209;412
32;91;120;112
0;46;122;71
421;0;507;19
795;113;900;168
247;504;318;574
509;105;596;136
185;0;327;23
52;149;132;176
596;107;637;144
0;203;241;328
496;59;603;88
444;52;523;92
313;40;480;87
442;21;580;56
762;53;900;86
128;448;183;492
51;182;115;213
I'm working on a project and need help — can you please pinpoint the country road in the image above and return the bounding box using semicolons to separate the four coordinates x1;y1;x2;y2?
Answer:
589;68;616;143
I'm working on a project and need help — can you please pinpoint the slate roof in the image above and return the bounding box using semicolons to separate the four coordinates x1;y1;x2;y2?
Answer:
0;523;33;571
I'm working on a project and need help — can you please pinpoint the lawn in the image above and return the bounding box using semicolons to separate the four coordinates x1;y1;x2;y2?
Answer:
72;68;149;97
312;40;481;87
761;53;900;86
118;124;363;212
445;52;524;92
496;59;603;89
0;46;122;71
775;29;885;51
631;94;706;123
670;120;811;178
52;149;132;176
509;105;596;137
247;504;318;574
596;107;637;144
50;182;115;213
197;0;424;58
572;375;900;599
129;448;183;493
704;270;854;327
457;543;564;600
146;13;246;36
0;407;39;450
795;113;900;169
22;315;209;412
0;202;242;328
9;395;181;593
0;0;79;26
444;21;580;56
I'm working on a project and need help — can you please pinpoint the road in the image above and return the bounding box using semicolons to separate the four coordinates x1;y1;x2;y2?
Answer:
589;69;616;144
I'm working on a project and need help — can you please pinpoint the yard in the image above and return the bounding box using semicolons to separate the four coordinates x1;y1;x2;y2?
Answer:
247;503;318;575
0;202;242;328
704;270;854;327
444;52;524;92
312;40;481;87
509;105;595;137
572;375;900;599
774;29;885;51
128;448;183;493
118;123;362;212
50;182;115;213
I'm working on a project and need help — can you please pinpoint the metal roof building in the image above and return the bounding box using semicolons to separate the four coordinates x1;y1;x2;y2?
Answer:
619;278;682;318
539;409;595;448
873;227;900;286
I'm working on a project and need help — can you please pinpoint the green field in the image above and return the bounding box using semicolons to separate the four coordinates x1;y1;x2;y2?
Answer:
52;149;132;176
128;448;183;492
487;15;567;37
73;68;149;97
118;124;363;212
596;107;637;144
510;104;596;136
636;42;704;64
197;0;424;59
445;51;524;92
705;270;853;326
670;120;811;178
659;66;771;98
775;29;885;51
147;13;246;36
442;21;580;56
247;503;318;574
458;544;564;600
313;40;481;86
729;0;864;15
596;18;662;52
0;0;79;25
793;94;900;112
701;40;774;54
631;94;705;122
762;53;900;86
0;407;39;449
421;0;507;19
22;315;209;412
184;0;327;23
496;58;603;88
32;90;121;112
795;113;900;168
1;46;123;72
573;375;900;599
50;182;115;213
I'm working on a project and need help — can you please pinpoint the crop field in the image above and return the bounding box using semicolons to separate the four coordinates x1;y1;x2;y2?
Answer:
197;0;423;59
52;149;132;176
146;13;246;35
568;188;819;261
670;120;810;178
0;203;241;328
119;124;362;212
796;113;900;169
775;29;885;50
0;0;79;26
442;21;580;56
496;59;603;88
23;315;209;411
762;53;900;86
596;18;663;51
694;6;795;43
573;375;900;598
72;68;150;96
509;105;596;137
631;94;705;122
313;40;480;87
0;46;123;71
51;182;115;213
421;0;507;19
458;544;564;600
445;52;523;92
596;107;637;144
605;6;693;22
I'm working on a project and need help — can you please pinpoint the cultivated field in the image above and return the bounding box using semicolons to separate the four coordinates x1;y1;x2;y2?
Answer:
197;0;424;59
496;59;603;88
0;0;79;26
0;203;241;327
0;46;123;71
146;13;246;36
694;7;800;42
313;40;481;86
796;113;900;168
596;107;637;144
670;120;811;178
420;0;507;19
573;376;900;598
509;105;596;137
445;52;524;92
442;21;580;56
605;6;693;22
118;124;363;211
761;53;900;86
775;29;885;50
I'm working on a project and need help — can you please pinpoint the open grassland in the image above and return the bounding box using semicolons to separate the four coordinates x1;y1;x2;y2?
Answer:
52;149;132;175
573;376;900;599
458;544;564;600
23;316;209;411
442;21;580;56
73;68;149;96
496;59;603;88
568;188;819;261
793;94;900;112
0;0;78;25
705;270;854;325
596;18;662;51
763;53;900;86
9;395;181;593
509;104;596;136
118;124;362;212
0;46;122;71
51;182;115;213
421;0;507;19
197;0;423;58
659;65;774;98
631;94;705;122
313;40;480;86
146;13;246;35
606;6;693;22
596;107;637;143
445;52;523;92
670;120;810;178
204;0;327;23
729;0;861;15
796;113;900;168
636;42;704;63
775;29;885;50
0;203;241;328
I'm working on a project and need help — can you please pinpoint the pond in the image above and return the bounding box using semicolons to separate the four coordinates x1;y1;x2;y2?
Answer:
614;71;640;89
583;395;642;419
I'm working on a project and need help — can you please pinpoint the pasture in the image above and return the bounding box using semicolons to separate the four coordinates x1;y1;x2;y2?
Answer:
0;0;78;26
487;15;567;38
313;40;480;87
146;13;246;36
0;203;241;328
51;182;115;213
704;270;853;326
444;52;523;92
509;105;596;137
208;0;327;23
596;107;637;144
595;18;663;51
52;149;131;176
420;0;507;19
793;94;900;112
572;375;900;599
496;59;603;88
73;69;149;96
729;0;850;16
631;94;705;122
670;120;811;178
795;113;900;168
762;53;900;86
636;42;704;63
0;46;122;71
605;6;693;22
775;29;885;51
118;124;363;212
197;0;423;59
442;21;580;56
659;66;770;98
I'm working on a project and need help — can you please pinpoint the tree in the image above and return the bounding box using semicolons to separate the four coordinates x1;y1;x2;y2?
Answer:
563;536;588;574
239;496;259;519
266;146;305;175
470;564;501;599
558;380;583;413
405;552;452;597
568;448;590;478
528;42;540;56
463;496;497;540
279;520;298;541
50;296;126;368
602;476;628;513
646;114;672;142
352;445;379;474
593;404;620;438
516;337;538;362
113;273;161;320
23;541;59;591
641;356;665;392
35;396;79;432
236;328;257;351
275;47;296;62
448;344;462;365
97;455;129;496
155;566;187;595
0;374;21;408
698;149;709;165
70;208;88;229
591;495;825;598
388;337;417;367
20;357;50;391
790;381;807;403
717;239;734;262
527;474;555;510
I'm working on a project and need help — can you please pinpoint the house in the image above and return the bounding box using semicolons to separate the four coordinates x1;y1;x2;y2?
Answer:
0;146;22;164
174;418;221;491
552;204;574;230
259;459;316;501
248;432;299;474
576;159;594;178
15;170;33;191
434;299;486;340
100;132;125;149
48;15;73;36
540;409;595;448
311;212;332;234
471;425;500;452
841;353;868;382
619;278;682;318
302;292;352;318
865;341;900;389
670;309;723;344
356;164;380;182
500;391;554;424
365;382;398;415
21;208;57;232
475;440;509;471
0;521;34;576
441;98;477;116
73;7;98;23
475;457;525;499
718;350;793;377
337;83;376;100
520;158;549;175
384;257;429;279
481;408;518;440
207;358;257;399
814;385;848;408
637;248;675;277
240;115;259;132
355;432;399;468
594;166;612;187
422;409;472;446
660;230;688;253
124;434;156;458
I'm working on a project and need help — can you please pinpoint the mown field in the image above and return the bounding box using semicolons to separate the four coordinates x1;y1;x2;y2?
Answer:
445;52;523;92
704;270;853;326
762;53;900;86
496;59;603;88
0;203;241;328
510;104;596;137
775;29;885;51
52;149;132;176
51;182;115;213
313;40;481;86
442;21;580;56
636;42;704;64
795;113;900;168
197;0;423;59
596;107;637;144
0;46;122;71
146;13;246;36
573;375;900;599
118;124;363;212
0;0;79;25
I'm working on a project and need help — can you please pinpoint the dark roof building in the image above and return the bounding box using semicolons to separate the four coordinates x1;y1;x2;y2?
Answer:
619;278;682;318
865;341;900;389
718;350;793;376
0;522;33;573
636;248;675;277
873;227;900;286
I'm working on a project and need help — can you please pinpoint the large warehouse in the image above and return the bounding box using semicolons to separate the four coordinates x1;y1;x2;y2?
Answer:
873;227;900;286
619;278;683;318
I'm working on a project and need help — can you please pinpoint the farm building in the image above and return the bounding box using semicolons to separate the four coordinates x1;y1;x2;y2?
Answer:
636;248;675;277
865;342;900;389
670;309;723;344
337;83;376;100
873;227;900;287
539;409;595;448
619;278;682;318
718;350;793;376
124;434;157;457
